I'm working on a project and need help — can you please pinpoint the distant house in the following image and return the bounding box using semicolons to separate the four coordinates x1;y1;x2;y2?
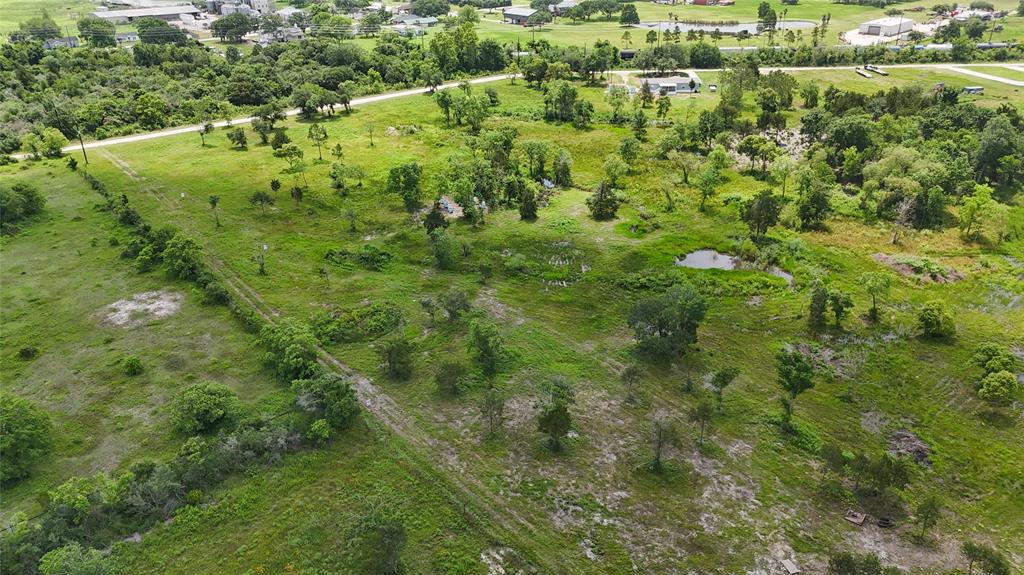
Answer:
115;31;139;43
858;16;914;37
502;6;537;24
963;86;984;94
43;36;79;49
276;6;305;19
645;73;703;95
552;0;576;15
953;8;993;20
257;25;305;45
394;3;414;14
92;5;202;23
391;14;439;26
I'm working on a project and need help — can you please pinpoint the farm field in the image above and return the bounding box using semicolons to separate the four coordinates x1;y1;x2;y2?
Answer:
3;68;1018;574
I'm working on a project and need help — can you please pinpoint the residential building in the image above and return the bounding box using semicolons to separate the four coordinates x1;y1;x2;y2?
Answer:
391;14;439;26
116;31;140;43
43;36;80;49
502;6;537;24
552;0;576;15
644;73;703;94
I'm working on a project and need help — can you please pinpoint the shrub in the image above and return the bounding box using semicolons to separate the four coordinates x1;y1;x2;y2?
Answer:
17;346;39;360
431;230;460;269
435;361;467;396
309;301;405;343
121;355;144;376
0;181;46;234
292;373;360;429
378;335;414;380
162;233;204;280
39;542;115;575
970;342;1016;375
306;418;332;444
171;382;240;434
978;370;1018;404
203;280;230;305
438;288;471;320
0;392;53;482
259;320;319;381
917;300;955;338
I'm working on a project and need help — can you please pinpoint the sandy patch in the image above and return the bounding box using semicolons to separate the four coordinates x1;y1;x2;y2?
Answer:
103;290;183;328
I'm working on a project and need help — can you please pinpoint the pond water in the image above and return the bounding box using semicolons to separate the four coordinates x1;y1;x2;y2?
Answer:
674;249;794;284
640;20;816;34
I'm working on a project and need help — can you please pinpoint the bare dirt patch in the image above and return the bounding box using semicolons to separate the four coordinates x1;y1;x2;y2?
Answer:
888;429;932;466
872;253;963;283
102;290;183;328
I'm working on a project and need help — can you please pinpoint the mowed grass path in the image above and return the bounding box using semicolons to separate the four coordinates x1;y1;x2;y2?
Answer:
38;75;1024;572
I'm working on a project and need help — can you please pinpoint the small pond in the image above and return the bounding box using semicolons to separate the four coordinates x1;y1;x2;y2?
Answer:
675;249;793;284
640;20;816;34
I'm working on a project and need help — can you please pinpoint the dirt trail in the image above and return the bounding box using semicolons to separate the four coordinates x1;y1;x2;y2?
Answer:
104;154;560;572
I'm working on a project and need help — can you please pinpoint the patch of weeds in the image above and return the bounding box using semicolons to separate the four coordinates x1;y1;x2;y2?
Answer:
121;355;144;376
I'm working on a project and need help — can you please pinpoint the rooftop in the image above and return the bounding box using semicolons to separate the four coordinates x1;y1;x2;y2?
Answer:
93;5;202;18
503;6;538;17
861;16;915;27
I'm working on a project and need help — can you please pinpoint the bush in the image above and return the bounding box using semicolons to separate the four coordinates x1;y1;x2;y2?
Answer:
306;418;332;444
379;334;414;380
917;300;955;338
292;373;360;429
0;181;46;234
309;301;405;343
121;355;144;376
435;361;467;395
171;382;240;434
978;370;1018;404
17;346;39;360
259;320;319;381
162;233;205;280
203;280;230;305
39;542;114;575
0;392;53;482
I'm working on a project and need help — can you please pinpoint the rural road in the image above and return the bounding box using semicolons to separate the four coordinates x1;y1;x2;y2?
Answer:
19;62;1023;159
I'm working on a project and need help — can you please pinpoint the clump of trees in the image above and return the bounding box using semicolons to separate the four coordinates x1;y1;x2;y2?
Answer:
0;181;46;234
171;382;241;434
628;284;707;363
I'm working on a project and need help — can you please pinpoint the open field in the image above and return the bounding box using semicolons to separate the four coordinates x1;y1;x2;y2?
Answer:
0;0;95;35
3;68;1014;573
0;167;282;520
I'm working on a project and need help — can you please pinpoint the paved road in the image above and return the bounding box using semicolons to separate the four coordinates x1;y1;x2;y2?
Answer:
19;62;1023;159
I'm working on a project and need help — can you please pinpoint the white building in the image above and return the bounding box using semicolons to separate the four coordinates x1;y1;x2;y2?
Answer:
644;73;703;95
858;16;915;37
502;6;537;25
92;5;202;22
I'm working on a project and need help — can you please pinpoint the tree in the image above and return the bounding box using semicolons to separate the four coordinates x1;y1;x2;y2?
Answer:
797;184;832;230
961;541;1012;575
15;14;60;41
362;517;406;575
829;289;853;327
171;383;239;434
808;280;829;328
136;17;189;45
292;373;360;429
431;230;459;269
519;185;539;220
227;127;248;149
915;495;942;539
710;367;739;411
77;16;116;47
628;284;707;362
696;164;721;212
307;123;328;160
741;189;781;238
553;150;573;187
959;184;997;240
619;136;641;167
775;348;814;427
800;82;820;108
163;233;204;280
631;109;649;140
480;387;506;437
621;363;643;403
412;0;450;16
439;287;471;320
249;191;275;214
619;3;640;24
527;8;553;26
656;94;672;119
39;542;115;575
859;272;893;320
198;122;214;147
469;319;503;376
387;162;423;211
538;376;574;451
211;12;256;42
586;181;623;221
650;408;677;471
978;370;1018;404
0;393;53;482
918;300;955;338
209;195;221;227
435;361;467;396
379;334;414;380
603;154;629;188
689;397;714;446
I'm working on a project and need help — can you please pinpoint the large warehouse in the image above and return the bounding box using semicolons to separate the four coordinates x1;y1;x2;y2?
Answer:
92;5;202;23
858;16;915;37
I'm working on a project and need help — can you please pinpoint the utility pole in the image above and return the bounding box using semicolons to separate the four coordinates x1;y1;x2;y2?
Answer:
44;95;89;165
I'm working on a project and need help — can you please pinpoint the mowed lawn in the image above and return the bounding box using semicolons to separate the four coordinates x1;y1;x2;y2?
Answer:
0;166;283;520
50;71;1024;573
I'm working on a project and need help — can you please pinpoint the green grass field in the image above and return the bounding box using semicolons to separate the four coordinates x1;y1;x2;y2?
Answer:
2;70;1022;572
0;167;284;521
